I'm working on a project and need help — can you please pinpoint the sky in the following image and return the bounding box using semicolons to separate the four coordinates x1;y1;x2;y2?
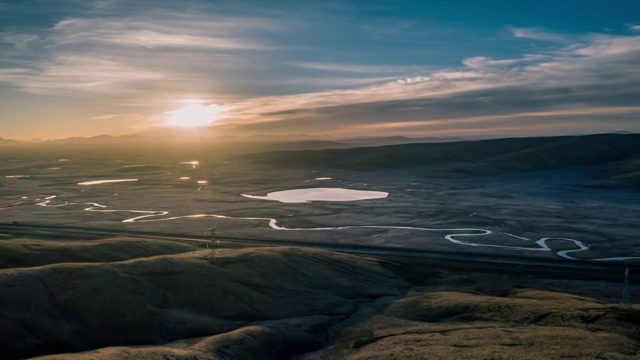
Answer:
0;0;639;140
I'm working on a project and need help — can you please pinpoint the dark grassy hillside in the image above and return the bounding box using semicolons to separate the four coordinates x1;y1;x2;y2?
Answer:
19;254;640;360
238;134;640;172
1;238;638;360
0;238;200;269
0;246;404;359
317;289;640;359
589;159;640;188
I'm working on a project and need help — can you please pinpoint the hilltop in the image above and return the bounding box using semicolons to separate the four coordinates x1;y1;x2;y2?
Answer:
237;133;640;188
239;133;640;170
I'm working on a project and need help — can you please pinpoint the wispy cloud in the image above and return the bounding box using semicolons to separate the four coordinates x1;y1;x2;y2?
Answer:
571;34;640;57
0;32;38;48
1;2;639;139
345;107;640;132
91;113;138;121
52;17;276;50
0;54;163;94
462;54;547;70
0;13;281;95
217;33;640;137
289;62;421;74
508;27;571;43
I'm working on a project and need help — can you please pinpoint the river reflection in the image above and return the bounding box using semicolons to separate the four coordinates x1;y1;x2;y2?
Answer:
78;179;138;185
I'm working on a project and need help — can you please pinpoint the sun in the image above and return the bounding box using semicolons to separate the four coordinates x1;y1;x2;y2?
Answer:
168;103;227;128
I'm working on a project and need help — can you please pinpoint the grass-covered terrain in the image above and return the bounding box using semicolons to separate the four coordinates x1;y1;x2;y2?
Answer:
239;133;640;186
1;134;639;358
2;134;639;260
0;232;637;359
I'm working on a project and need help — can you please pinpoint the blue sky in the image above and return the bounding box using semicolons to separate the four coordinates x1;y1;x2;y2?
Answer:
0;0;639;140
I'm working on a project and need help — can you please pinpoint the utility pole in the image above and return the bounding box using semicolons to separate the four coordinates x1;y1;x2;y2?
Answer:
204;227;218;260
622;267;631;309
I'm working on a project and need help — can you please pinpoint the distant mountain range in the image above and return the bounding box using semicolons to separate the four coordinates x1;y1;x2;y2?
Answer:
0;131;636;149
0;137;24;146
0;132;482;151
2;133;639;188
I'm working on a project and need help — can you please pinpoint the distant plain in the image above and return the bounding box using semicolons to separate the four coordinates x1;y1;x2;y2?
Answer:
1;134;640;359
2;134;639;262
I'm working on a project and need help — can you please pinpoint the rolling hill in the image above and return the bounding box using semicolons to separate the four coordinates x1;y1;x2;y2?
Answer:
239;133;640;171
237;133;640;187
1;241;637;359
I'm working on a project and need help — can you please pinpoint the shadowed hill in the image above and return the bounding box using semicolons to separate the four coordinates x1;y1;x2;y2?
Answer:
33;316;334;360
0;238;200;269
0;246;405;359
237;133;640;173
315;289;640;359
1;241;639;359
589;159;640;188
25;279;640;360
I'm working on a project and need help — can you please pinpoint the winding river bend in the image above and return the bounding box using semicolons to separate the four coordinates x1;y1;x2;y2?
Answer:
18;194;640;262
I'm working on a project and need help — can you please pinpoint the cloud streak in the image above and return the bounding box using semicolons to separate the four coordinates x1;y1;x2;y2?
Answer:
0;2;638;139
0;12;281;95
508;27;571;43
217;32;640;137
0;54;164;94
0;32;38;48
52;17;277;50
288;62;423;74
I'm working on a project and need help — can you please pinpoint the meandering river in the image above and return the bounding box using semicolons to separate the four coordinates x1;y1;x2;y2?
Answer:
18;194;639;262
